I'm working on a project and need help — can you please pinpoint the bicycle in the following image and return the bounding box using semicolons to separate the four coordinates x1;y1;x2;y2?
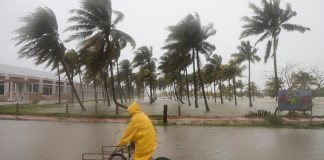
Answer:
82;145;170;160
82;145;130;160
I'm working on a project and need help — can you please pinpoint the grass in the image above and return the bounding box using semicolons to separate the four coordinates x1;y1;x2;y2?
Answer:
0;103;65;113
1;104;323;129
158;119;324;129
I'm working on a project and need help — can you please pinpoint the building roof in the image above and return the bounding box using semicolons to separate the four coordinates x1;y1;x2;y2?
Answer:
0;64;57;80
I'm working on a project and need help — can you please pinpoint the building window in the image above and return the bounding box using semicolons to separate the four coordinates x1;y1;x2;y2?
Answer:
42;85;52;95
0;82;4;95
17;84;23;92
66;86;71;94
55;86;64;93
29;84;39;93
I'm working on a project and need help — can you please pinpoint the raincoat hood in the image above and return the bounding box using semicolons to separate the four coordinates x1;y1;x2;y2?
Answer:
127;101;141;117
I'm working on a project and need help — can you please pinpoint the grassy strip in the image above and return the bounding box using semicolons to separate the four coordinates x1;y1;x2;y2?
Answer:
1;105;323;129
0;103;65;113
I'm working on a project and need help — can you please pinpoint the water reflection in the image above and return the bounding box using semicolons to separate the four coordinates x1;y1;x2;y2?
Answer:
0;120;323;160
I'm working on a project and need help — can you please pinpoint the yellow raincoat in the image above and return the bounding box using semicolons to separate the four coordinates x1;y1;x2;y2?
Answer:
118;101;157;160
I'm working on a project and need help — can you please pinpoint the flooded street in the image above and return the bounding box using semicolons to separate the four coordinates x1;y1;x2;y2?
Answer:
1;120;324;160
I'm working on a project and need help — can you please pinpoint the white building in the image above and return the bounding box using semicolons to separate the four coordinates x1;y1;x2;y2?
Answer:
0;64;101;103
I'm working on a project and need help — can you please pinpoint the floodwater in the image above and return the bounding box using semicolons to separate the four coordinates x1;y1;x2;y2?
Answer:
1;120;324;160
23;97;324;117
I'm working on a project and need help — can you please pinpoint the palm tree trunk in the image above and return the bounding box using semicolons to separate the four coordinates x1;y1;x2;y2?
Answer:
57;66;61;104
137;86;141;100
273;36;280;101
213;80;217;103
127;73;132;102
93;78;98;104
101;82;106;103
79;73;84;102
173;82;178;101
179;71;184;104
185;68;191;106
106;70;111;106
60;58;86;111
209;84;213;100
169;85;172;100
71;73;74;104
233;77;237;105
196;50;209;111
116;61;123;104
144;83;150;98
109;61;127;111
130;76;134;100
121;84;127;103
228;79;231;101
240;88;243;100
103;67;111;106
149;76;154;104
219;80;223;104
192;48;198;108
248;60;253;107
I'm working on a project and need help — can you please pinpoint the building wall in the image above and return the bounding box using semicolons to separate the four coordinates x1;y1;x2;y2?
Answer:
0;73;102;103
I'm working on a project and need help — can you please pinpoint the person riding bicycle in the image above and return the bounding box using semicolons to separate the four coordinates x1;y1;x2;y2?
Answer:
117;101;157;160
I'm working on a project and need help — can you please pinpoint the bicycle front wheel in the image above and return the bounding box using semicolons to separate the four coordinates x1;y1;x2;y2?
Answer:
108;153;127;160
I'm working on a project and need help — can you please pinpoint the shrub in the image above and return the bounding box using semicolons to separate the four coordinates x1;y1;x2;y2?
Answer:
244;109;272;118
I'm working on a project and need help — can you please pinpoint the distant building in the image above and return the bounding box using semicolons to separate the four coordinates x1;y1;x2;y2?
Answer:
0;64;101;103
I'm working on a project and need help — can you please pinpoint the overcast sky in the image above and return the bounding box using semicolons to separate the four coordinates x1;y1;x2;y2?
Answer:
0;0;323;89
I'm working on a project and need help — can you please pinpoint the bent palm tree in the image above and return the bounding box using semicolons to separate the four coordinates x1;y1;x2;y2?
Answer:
232;41;260;107
133;46;157;104
204;54;222;103
14;7;86;110
119;59;133;102
240;0;310;98
62;50;79;103
65;0;135;109
165;13;215;111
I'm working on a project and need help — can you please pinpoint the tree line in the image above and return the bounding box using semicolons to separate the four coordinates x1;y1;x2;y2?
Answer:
14;0;311;112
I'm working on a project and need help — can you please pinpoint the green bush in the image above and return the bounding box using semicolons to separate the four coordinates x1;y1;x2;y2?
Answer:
244;109;272;118
245;109;283;126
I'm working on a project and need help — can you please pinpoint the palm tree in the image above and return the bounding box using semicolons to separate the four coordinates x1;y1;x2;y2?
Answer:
217;65;226;104
240;0;310;98
74;52;84;102
236;80;245;99
133;46;157;104
63;49;79;103
159;50;191;104
14;7;86;110
65;0;135;110
224;60;246;105
165;13;215;111
80;46;112;105
232;41;260;107
222;65;233;101
204;54;222;103
53;60;62;104
250;81;258;100
134;71;145;100
119;59;133;102
162;38;192;105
